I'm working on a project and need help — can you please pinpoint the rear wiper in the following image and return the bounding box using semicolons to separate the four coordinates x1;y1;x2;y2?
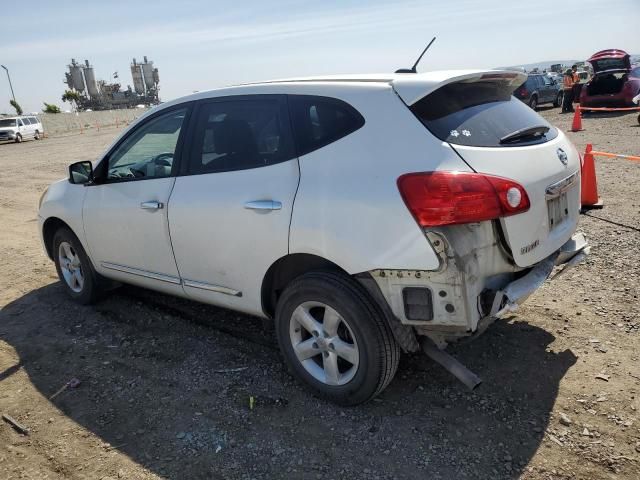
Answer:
499;125;550;144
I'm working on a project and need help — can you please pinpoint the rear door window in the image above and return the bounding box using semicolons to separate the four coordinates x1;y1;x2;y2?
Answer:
410;80;558;147
288;95;364;156
187;96;295;174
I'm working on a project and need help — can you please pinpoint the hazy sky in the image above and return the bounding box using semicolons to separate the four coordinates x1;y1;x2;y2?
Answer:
1;0;639;113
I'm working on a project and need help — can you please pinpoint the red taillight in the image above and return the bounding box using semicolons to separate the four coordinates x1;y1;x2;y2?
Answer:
519;87;529;98
397;171;530;227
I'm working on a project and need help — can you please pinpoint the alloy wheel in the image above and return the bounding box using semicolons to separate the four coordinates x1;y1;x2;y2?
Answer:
289;301;359;386
58;241;84;293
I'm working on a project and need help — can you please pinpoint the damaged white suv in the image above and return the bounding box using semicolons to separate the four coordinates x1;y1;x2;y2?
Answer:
38;70;588;405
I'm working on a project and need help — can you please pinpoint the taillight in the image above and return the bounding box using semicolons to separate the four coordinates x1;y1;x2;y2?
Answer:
397;171;530;227
519;87;529;98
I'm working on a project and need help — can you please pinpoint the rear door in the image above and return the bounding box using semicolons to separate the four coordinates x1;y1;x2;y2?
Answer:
168;95;299;315
540;76;555;103
407;75;581;267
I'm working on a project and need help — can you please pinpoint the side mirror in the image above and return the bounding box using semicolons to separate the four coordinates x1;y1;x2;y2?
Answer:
68;161;94;185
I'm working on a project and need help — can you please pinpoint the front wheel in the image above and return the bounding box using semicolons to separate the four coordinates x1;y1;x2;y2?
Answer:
53;227;102;304
275;271;400;405
14;133;22;143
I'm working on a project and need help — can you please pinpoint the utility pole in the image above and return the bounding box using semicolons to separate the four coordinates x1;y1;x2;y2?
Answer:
1;65;17;103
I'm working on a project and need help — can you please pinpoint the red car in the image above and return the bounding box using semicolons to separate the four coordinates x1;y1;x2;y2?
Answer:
579;49;640;107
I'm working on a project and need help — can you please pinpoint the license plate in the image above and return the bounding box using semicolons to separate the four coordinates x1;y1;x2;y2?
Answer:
547;192;569;230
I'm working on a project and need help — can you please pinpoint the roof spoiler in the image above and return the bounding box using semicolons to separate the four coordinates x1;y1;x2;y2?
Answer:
391;70;527;106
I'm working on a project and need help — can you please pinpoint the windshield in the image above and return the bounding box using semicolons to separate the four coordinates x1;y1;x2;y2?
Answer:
410;80;558;147
0;119;17;128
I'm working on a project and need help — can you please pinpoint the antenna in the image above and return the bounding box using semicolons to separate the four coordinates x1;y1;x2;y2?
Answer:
395;37;437;74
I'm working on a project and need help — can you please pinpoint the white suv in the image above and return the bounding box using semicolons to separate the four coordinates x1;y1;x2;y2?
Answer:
0;115;44;142
38;70;588;405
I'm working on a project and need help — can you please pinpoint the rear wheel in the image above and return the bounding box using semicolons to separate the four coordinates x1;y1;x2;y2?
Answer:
34;130;40;140
53;227;102;304
554;92;563;107
275;271;400;405
529;95;538;110
14;133;22;143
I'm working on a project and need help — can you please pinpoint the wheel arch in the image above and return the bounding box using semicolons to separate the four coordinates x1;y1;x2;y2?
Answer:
42;217;75;260
261;253;419;353
261;253;348;318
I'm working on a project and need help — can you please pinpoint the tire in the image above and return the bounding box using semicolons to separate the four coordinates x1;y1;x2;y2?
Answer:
14;133;22;143
275;271;400;405
529;95;538;110
52;227;102;304
554;92;563;108
34;130;40;140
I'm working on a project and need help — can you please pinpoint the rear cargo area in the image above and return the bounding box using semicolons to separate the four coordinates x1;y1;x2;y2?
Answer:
587;73;627;95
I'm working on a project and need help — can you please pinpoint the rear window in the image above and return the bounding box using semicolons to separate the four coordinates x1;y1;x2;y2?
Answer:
289;95;364;156
591;58;628;72
410;80;558;147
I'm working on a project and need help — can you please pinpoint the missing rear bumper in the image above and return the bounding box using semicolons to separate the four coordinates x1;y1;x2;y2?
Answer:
490;232;589;318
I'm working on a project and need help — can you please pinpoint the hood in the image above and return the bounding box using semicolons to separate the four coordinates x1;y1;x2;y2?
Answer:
587;49;631;74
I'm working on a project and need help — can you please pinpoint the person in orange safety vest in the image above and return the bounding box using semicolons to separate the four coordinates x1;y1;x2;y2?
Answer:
562;68;575;113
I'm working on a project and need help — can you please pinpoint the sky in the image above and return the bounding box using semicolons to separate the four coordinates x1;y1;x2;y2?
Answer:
1;0;639;114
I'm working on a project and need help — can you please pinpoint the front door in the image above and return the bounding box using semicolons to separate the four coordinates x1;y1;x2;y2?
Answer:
168;95;299;315
83;106;190;295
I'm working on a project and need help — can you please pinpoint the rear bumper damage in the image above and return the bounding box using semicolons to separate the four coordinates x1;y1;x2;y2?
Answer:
369;229;589;348
489;232;589;318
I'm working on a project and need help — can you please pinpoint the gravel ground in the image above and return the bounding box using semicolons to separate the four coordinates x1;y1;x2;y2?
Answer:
0;107;639;479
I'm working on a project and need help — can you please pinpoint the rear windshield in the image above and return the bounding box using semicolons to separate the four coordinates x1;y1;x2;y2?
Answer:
591;58;628;72
410;80;558;147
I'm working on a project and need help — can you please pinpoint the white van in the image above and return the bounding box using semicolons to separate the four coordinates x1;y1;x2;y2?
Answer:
0;115;44;142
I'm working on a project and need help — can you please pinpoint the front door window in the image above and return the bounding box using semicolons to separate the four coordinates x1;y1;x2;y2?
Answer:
106;108;187;181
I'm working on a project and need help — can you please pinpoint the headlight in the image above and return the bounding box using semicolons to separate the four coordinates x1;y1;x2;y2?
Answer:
38;187;49;210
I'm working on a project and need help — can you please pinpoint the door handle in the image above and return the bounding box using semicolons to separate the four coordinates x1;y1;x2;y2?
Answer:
140;201;164;210
244;200;282;211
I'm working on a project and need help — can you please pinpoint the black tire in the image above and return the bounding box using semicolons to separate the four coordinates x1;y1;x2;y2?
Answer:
275;271;400;405
554;92;563;108
52;227;102;304
14;133;22;143
34;130;40;140
529;95;538;110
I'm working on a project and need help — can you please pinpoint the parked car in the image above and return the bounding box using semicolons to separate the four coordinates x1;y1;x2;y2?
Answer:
580;49;640;107
514;73;563;109
38;70;588;405
0;115;44;142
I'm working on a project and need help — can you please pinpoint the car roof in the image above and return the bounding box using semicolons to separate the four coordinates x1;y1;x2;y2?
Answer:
166;69;526;108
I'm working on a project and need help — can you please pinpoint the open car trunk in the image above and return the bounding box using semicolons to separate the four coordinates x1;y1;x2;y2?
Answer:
587;72;627;95
395;71;582;268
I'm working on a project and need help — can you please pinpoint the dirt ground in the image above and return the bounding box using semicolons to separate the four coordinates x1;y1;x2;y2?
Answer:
0;107;639;480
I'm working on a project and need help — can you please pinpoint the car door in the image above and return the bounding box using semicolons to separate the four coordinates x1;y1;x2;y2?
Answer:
17;118;28;138
168;95;299;315
540;76;554;103
82;105;191;295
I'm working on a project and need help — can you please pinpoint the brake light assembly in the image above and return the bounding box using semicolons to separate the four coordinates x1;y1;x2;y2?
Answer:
397;171;530;227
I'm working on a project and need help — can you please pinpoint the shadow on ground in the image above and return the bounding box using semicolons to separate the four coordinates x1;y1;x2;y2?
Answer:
0;282;576;479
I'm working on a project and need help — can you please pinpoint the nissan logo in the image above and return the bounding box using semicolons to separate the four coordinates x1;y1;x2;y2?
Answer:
557;148;568;166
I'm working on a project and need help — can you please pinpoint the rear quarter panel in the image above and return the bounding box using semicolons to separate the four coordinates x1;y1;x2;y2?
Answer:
289;85;473;274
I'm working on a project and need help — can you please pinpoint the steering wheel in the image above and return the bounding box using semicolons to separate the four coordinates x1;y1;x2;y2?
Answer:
152;152;174;166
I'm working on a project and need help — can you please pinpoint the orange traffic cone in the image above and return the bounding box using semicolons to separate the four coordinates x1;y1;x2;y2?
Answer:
571;106;582;132
580;143;603;210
